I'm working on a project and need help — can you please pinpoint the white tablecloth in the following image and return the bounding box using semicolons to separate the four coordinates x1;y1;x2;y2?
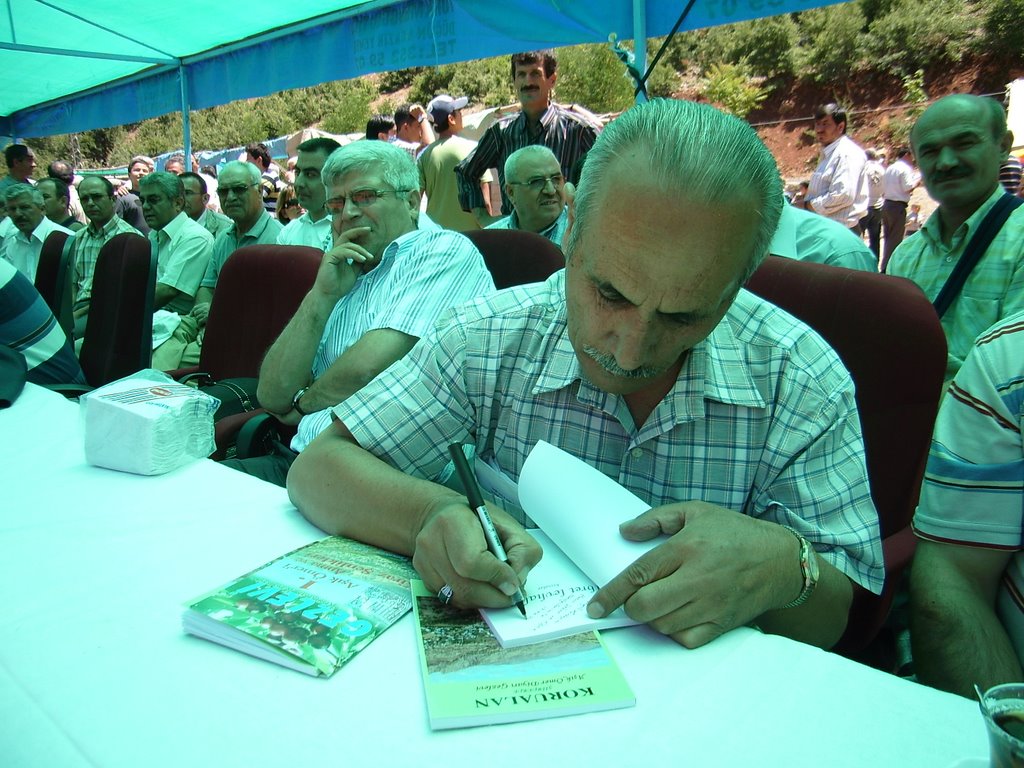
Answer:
0;385;989;767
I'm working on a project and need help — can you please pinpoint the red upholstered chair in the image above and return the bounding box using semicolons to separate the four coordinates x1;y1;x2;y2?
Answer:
462;229;565;288
77;233;156;388
170;244;323;459
744;256;946;659
33;230;74;338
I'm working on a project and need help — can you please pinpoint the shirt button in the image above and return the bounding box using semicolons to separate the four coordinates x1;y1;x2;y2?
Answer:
630;447;644;459
945;256;953;263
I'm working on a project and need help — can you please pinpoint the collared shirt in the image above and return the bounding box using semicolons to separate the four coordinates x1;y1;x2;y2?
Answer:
201;211;283;289
197;208;233;240
0;258;85;386
291;226;495;452
70;215;142;310
888;186;1024;379
333;270;884;594
883;159;919;202
913;309;1024;663
419;135;492;232
277;211;332;248
0;217;73;281
808;134;869;228
391;137;422;162
863;160;885;209
455;103;601;215
149;211;214;315
770;202;877;271
1000;156;1023;196
486;205;570;248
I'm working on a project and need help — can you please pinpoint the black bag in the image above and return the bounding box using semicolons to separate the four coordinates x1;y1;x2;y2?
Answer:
195;376;261;420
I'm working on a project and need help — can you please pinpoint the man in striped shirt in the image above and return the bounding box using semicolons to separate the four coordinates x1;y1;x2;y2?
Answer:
454;50;601;226
233;140;494;486
910;310;1024;698
289;99;883;652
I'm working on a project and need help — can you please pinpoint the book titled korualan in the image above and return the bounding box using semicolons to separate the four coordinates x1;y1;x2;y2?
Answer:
411;580;635;729
183;536;416;677
480;440;661;648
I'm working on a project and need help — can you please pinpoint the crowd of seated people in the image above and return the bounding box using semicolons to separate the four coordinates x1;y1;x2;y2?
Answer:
2;55;1023;700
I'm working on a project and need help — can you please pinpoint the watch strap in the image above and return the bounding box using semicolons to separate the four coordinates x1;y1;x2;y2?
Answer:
780;526;818;609
291;385;311;417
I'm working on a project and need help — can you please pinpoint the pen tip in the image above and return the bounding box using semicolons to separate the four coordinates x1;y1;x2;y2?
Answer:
517;601;527;618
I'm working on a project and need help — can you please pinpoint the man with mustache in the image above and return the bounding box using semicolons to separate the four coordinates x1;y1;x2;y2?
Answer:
454;50;601;227
486;145;569;246
0;184;72;281
888;94;1024;381
288;99;883;652
69;175;142;337
797;103;869;233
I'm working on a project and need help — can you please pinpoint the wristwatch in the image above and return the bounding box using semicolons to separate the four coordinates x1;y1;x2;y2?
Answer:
780;526;819;609
291;385;311;417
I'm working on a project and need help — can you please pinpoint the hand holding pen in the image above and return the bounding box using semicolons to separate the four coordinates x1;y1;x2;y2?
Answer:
445;443;528;617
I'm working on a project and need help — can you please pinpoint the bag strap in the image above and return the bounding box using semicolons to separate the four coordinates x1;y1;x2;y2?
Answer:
932;193;1024;318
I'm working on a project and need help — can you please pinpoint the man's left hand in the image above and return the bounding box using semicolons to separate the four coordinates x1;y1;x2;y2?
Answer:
587;501;800;649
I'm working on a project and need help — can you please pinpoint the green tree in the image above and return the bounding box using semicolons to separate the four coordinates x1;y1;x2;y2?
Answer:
982;0;1024;57
794;4;867;85
557;43;636;114
320;79;379;135
865;0;980;74
701;63;769;119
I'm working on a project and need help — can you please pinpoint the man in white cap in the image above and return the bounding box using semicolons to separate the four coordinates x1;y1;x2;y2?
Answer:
418;94;493;232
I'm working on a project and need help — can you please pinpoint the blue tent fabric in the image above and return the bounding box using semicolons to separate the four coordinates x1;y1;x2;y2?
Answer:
1;0;842;139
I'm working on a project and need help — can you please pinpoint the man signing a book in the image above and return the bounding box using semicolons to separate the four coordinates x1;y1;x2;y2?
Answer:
288;98;883;652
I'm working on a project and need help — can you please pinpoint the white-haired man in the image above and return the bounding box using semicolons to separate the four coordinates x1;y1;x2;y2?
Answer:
219;141;495;485
0;184;73;280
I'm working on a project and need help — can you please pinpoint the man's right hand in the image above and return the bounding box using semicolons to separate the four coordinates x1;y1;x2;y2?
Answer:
313;226;375;302
412;500;542;609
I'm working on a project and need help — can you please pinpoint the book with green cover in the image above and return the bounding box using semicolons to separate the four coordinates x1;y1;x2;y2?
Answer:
183;537;416;677
411;580;635;729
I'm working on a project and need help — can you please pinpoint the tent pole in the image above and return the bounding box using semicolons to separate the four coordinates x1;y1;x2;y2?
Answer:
179;63;192;172
633;0;647;104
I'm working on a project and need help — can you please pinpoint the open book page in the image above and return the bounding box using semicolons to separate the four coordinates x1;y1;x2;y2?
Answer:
518;440;660;586
480;530;639;648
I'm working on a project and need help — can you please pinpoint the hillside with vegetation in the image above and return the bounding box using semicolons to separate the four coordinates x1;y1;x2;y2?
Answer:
25;0;1024;178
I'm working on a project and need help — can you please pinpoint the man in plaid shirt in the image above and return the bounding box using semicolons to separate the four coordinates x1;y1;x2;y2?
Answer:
290;99;883;652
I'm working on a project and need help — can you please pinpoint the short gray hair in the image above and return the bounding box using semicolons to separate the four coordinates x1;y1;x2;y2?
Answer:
566;98;783;283
4;183;43;206
139;171;184;201
129;155;155;171
219;160;262;185
504;145;559;182
321;140;419;193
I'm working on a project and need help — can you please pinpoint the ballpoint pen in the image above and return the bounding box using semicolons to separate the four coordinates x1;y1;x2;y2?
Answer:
448;443;528;618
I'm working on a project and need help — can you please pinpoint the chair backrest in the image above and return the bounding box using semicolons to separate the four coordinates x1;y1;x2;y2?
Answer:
200;245;323;380
79;233;156;387
463;229;565;289
745;256;947;656
33;230;74;338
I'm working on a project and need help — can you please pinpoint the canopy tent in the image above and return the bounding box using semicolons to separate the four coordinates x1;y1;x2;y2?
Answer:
2;0;842;143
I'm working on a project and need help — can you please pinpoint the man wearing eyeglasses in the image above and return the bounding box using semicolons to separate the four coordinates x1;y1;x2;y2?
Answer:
486;145;569;246
222;141;494;486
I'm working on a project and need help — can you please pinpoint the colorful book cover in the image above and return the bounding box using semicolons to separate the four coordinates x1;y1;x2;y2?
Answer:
183;537;416;677
412;580;635;729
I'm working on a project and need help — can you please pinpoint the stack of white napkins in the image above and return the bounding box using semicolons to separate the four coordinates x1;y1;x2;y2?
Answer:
82;375;220;475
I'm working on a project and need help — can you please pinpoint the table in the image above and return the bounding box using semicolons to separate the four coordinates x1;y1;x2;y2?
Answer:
1;384;989;767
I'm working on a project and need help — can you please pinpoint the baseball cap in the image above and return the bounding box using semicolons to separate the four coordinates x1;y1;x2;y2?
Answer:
428;94;469;126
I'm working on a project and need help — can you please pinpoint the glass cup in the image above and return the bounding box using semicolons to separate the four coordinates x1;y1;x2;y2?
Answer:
980;683;1024;767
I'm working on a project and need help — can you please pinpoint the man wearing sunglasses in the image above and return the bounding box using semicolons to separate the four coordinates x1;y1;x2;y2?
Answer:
487;145;569;247
227;141;494;486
